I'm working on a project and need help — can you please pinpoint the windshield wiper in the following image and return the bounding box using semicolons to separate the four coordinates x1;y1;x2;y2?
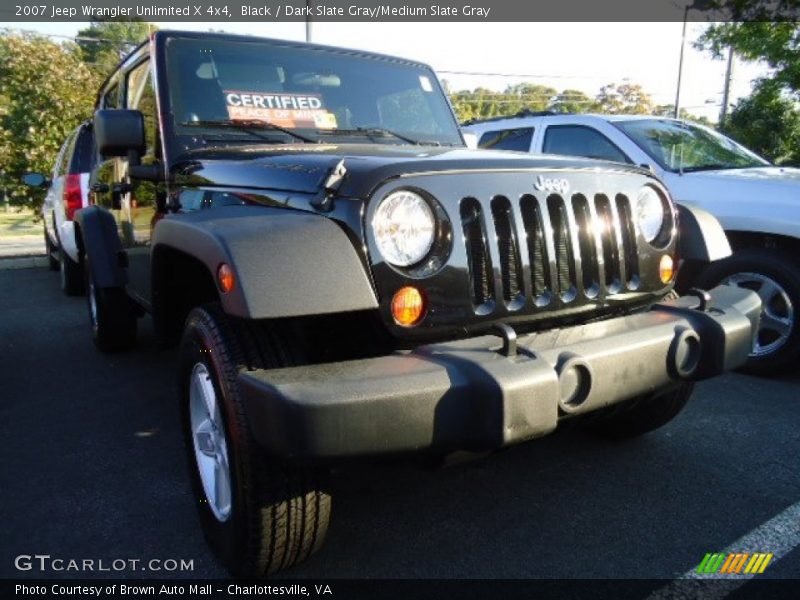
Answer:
318;126;434;146
681;163;753;173
181;119;318;144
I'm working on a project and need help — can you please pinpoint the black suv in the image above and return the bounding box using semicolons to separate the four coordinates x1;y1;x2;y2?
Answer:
75;31;759;576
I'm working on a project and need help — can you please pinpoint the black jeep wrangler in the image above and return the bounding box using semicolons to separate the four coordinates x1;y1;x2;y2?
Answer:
76;31;759;576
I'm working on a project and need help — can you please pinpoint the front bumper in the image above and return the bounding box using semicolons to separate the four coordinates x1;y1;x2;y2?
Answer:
239;286;760;460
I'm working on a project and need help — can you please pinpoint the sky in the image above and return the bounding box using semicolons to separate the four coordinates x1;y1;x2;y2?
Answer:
7;21;770;122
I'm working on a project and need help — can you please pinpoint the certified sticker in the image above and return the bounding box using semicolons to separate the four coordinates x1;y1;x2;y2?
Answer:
224;91;338;129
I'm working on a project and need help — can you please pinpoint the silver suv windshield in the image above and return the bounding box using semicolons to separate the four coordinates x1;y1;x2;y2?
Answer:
615;118;769;173
165;37;463;147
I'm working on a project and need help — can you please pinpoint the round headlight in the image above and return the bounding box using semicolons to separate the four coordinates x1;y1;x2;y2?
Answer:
636;186;666;243
372;190;436;267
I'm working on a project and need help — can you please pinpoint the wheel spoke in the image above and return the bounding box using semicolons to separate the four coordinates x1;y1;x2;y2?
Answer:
761;311;792;337
198;374;216;419
214;459;230;514
194;419;216;456
755;278;780;305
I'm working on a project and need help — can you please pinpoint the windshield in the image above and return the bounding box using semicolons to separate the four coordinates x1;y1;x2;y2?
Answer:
615;119;769;172
165;37;462;147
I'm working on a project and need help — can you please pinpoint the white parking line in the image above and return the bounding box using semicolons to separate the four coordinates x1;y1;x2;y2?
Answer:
648;500;800;600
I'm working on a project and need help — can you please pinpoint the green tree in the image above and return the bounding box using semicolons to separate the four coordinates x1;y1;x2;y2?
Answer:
450;83;559;123
0;31;100;209
449;87;499;123
549;89;595;113
502;83;558;113
77;20;152;78
697;22;800;96
594;83;654;115
697;21;800;164
722;83;800;165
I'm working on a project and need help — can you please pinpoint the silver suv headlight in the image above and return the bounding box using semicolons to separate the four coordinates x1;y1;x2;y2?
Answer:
372;190;435;267
636;186;666;243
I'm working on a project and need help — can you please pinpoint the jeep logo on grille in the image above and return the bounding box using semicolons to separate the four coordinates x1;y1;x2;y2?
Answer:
534;175;571;195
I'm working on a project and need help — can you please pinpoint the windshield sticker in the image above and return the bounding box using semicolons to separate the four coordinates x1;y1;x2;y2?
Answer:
419;76;433;92
224;91;337;129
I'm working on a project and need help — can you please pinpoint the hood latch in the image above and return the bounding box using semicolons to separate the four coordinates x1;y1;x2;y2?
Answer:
310;159;347;212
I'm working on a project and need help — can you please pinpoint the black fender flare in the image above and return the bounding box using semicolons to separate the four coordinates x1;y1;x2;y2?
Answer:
73;205;127;288
676;203;731;263
151;206;378;319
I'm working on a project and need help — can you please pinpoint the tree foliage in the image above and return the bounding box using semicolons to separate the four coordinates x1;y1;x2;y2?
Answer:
451;81;660;123
722;82;800;165
698;22;800;95
697;21;800;165
76;20;153;78
594;83;654;115
549;89;594;113
0;32;100;207
452;83;558;122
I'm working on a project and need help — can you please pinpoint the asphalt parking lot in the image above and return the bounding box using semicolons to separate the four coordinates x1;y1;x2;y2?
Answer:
2;266;799;584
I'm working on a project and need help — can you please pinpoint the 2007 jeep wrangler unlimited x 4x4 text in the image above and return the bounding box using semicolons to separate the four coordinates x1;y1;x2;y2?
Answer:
75;31;759;576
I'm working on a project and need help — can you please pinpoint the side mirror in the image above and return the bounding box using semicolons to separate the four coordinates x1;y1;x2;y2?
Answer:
22;172;50;188
94;109;145;159
462;132;478;150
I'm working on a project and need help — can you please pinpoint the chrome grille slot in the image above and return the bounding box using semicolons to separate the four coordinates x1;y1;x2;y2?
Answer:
491;196;523;305
520;194;550;301
572;194;600;298
461;198;494;307
547;195;577;302
615;194;640;287
594;194;622;293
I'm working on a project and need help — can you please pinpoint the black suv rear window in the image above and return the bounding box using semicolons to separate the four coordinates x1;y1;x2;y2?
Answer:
66;124;96;174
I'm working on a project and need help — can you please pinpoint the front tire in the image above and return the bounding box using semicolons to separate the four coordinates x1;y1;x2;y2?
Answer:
584;382;694;439
179;305;330;577
84;257;137;352
698;249;800;376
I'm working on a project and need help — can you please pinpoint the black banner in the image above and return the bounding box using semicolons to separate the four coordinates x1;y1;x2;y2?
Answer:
5;579;800;600
1;0;799;23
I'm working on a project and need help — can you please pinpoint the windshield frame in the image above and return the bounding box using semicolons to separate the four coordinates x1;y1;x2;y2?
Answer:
612;118;770;173
156;31;465;157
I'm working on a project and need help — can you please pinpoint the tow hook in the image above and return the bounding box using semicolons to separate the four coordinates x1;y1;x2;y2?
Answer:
686;288;713;312
493;323;517;357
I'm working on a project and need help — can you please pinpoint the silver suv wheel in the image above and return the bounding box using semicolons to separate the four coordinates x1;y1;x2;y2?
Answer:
189;362;232;522
722;271;794;357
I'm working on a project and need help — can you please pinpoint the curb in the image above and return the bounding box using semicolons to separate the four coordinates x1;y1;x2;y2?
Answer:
0;255;50;270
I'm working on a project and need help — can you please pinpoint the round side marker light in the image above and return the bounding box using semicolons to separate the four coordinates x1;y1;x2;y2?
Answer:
217;264;235;294
391;286;425;326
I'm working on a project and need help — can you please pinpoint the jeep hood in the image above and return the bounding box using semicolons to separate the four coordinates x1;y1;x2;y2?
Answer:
174;143;648;198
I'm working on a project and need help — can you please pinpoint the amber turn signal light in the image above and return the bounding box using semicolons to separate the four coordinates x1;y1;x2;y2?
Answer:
659;255;675;284
391;286;425;326
217;263;235;293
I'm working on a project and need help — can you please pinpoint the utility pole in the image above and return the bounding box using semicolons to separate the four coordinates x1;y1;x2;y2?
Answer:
674;5;689;118
719;46;735;124
305;0;313;43
675;0;715;119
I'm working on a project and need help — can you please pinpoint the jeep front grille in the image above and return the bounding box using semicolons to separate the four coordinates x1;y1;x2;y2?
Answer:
461;193;640;311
